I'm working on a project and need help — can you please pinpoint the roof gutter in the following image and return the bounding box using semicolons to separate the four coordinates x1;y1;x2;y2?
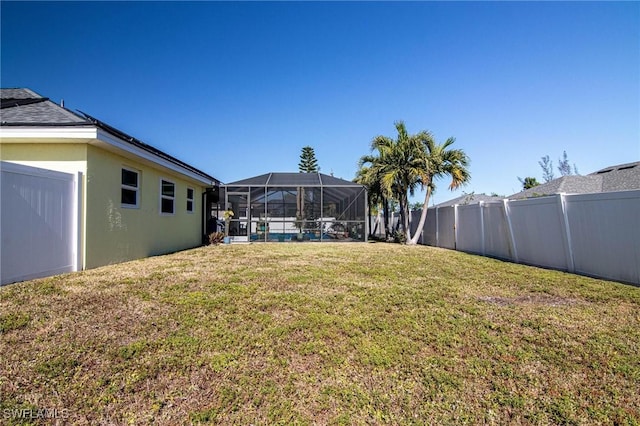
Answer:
95;128;217;186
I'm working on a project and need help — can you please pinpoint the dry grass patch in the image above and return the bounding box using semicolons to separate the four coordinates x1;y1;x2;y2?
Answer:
478;295;580;307
1;242;639;425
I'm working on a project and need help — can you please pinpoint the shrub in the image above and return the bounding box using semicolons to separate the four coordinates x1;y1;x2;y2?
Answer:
393;230;407;244
208;232;225;245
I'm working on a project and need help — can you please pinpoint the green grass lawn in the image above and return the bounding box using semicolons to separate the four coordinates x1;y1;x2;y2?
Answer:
1;243;638;425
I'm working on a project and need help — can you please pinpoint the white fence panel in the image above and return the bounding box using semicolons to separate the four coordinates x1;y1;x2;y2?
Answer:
482;202;513;260
1;162;77;285
423;208;438;246
437;206;456;249
456;204;483;254
418;191;639;285
507;196;570;271
565;191;640;284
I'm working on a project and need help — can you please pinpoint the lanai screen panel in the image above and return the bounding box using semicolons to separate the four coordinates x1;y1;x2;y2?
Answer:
223;172;367;242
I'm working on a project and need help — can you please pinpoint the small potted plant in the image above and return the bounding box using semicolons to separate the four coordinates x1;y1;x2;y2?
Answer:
223;209;234;244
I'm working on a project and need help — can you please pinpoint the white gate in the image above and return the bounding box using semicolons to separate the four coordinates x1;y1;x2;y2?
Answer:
1;162;79;285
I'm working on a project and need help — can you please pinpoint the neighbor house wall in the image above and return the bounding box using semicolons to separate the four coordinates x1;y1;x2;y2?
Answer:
85;145;205;268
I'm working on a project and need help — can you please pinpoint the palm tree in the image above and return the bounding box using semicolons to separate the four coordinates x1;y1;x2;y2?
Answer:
359;121;434;242
407;137;470;245
518;176;540;190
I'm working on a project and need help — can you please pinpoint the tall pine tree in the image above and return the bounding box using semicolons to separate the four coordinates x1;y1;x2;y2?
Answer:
298;146;319;173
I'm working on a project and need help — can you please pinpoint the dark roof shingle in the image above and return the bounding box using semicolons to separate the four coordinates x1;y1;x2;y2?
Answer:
0;88;40;100
1;88;88;125
590;162;640;192
434;193;505;208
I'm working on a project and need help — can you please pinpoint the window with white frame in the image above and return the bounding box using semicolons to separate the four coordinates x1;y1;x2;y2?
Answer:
187;187;195;213
160;179;175;214
121;168;139;207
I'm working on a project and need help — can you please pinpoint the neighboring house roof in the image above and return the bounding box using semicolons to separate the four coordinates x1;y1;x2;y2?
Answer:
508;162;640;199
225;172;363;187
433;193;505;208
0;88;218;185
590;162;640;192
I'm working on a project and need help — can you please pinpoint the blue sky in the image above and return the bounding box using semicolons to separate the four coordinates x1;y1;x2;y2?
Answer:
2;1;638;205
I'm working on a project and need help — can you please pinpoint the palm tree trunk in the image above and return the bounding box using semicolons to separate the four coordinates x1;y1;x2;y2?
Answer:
398;198;405;234
372;208;380;236
403;200;413;242
383;198;390;239
399;195;413;243
407;186;432;245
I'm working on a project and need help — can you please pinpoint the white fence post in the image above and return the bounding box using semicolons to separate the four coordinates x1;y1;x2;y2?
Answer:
479;201;486;256
75;172;84;272
453;204;458;250
435;206;439;247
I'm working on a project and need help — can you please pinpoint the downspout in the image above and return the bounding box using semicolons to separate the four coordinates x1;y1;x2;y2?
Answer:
202;190;207;245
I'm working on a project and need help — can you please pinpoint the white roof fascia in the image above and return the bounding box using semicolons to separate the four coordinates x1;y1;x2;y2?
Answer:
95;128;213;186
0;126;98;141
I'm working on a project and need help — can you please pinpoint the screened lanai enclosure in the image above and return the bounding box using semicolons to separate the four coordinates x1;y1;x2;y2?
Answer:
216;172;367;243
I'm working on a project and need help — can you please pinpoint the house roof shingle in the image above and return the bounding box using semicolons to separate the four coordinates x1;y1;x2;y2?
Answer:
508;162;640;199
0;88;88;125
433;162;639;207
0;88;40;100
433;193;505;208
591;162;640;192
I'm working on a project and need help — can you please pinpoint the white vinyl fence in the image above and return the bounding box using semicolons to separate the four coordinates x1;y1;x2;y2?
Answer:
1;162;80;285
416;191;640;285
